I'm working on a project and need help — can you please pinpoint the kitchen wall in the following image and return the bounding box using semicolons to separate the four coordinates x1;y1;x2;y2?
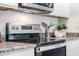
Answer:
58;18;68;25
67;3;79;33
50;3;69;17
0;10;58;40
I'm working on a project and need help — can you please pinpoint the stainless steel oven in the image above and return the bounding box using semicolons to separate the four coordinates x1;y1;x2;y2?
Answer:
6;23;42;43
34;40;66;56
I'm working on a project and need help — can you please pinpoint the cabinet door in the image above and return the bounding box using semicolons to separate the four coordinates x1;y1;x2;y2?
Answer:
0;3;18;9
67;40;79;56
50;3;69;18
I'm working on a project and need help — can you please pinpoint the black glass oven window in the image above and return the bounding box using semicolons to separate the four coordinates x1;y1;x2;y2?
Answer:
21;26;32;30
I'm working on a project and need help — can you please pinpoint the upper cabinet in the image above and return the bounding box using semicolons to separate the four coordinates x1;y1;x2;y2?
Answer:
0;3;18;9
49;3;70;18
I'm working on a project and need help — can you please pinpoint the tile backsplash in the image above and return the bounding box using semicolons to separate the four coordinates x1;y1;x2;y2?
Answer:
66;32;79;40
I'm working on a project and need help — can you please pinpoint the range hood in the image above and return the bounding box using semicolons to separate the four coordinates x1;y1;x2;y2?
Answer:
18;3;54;14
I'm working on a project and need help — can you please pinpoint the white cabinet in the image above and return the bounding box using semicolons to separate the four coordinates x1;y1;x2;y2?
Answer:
0;3;18;9
67;40;79;56
50;3;69;18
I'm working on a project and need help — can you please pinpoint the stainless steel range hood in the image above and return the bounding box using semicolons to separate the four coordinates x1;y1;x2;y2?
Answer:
18;3;54;14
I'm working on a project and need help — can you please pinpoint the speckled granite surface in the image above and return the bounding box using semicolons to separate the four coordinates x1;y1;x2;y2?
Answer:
0;41;36;55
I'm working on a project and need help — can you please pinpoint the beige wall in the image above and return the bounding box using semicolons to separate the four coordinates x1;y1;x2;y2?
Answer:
50;3;69;17
67;3;79;32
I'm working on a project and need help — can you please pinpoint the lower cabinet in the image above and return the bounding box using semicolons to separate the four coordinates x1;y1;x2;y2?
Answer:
67;40;79;56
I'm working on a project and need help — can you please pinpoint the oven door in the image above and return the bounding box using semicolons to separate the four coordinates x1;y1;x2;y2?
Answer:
34;43;66;56
8;33;40;43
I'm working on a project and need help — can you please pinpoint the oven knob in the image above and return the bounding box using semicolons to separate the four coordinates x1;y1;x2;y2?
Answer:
34;27;36;30
37;47;40;52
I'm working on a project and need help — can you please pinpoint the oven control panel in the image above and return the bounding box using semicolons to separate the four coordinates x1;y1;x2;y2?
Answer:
9;23;41;34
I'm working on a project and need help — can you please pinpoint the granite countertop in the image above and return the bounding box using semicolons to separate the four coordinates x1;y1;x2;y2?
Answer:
0;41;36;55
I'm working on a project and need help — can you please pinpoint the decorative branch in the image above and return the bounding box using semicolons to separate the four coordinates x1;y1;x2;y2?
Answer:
41;22;53;42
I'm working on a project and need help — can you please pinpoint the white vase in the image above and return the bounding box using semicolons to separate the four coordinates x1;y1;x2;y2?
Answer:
55;29;66;38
